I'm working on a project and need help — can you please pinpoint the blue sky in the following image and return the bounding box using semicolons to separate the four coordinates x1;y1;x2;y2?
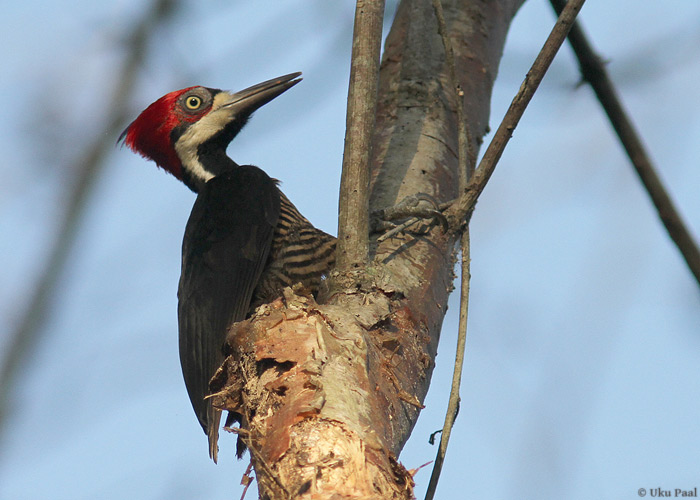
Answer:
1;1;699;499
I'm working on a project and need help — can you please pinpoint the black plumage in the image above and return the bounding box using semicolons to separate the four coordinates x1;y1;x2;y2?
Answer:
178;165;280;460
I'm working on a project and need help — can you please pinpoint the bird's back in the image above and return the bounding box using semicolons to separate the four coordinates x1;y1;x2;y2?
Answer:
252;190;336;309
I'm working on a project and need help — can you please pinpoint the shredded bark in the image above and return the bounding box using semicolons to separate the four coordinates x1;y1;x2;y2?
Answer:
210;287;425;498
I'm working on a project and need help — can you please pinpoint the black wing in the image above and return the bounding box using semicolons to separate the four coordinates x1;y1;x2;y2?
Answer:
177;165;280;461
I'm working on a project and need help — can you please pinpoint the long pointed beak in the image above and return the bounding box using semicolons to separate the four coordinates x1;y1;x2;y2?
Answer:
220;72;302;115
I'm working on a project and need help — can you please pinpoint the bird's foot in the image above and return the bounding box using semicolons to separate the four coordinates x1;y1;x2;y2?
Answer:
371;193;449;242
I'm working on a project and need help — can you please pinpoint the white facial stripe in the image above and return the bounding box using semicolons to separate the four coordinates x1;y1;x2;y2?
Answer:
174;92;235;184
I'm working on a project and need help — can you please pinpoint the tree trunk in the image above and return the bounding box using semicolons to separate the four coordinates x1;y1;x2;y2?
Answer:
210;1;524;498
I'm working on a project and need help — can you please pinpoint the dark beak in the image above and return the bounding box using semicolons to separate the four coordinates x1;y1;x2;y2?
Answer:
220;72;302;115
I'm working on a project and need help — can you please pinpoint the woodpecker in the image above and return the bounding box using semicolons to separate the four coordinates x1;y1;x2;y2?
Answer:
120;73;336;462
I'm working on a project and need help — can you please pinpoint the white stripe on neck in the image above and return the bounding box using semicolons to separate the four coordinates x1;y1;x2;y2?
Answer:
174;92;235;185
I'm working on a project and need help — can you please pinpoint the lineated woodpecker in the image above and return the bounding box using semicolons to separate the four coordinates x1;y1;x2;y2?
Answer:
120;73;336;462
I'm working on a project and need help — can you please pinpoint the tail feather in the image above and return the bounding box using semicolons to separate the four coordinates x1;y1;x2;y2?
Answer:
207;406;222;463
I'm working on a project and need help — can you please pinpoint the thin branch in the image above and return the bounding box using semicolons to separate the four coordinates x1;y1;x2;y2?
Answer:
336;0;385;270
0;0;179;436
444;0;587;229
424;1;473;498
242;436;290;500
238;461;254;500
426;0;585;495
550;0;700;289
425;229;470;500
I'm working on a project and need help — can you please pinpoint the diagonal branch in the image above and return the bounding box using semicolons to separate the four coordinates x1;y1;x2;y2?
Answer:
444;0;587;229
549;0;700;289
427;0;585;495
336;0;385;271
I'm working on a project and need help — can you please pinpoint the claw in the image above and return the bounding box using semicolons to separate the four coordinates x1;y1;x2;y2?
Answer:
375;192;439;220
372;192;449;242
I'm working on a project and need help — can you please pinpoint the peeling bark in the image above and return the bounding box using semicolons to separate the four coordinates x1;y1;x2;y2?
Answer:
213;1;525;498
212;287;425;498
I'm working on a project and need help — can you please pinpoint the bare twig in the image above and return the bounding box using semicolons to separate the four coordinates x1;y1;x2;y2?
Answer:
336;0;385;270
227;426;290;499
444;0;587;229
238;461;254;500
245;438;290;500
425;229;470;500
0;0;180;435
424;1;473;498
426;0;586;496
550;0;700;289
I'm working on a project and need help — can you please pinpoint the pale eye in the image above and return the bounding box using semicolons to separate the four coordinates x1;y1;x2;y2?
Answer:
185;95;202;110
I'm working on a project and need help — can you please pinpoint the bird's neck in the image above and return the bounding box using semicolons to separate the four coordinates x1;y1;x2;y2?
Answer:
180;150;238;193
